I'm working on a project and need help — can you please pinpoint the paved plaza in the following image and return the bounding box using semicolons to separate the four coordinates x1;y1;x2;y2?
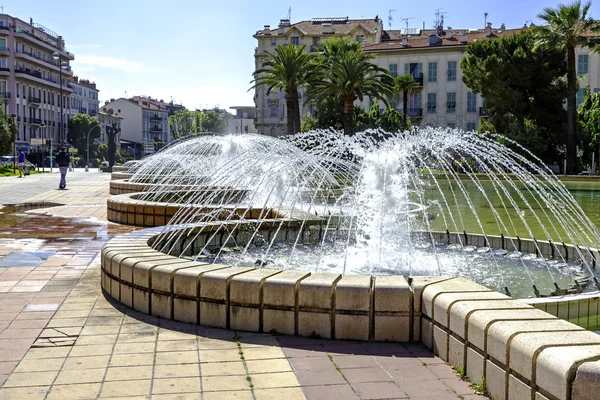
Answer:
0;170;481;399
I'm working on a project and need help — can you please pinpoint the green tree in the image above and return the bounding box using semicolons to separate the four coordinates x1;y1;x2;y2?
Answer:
393;74;421;130
578;88;600;171
67;113;101;161
380;108;405;132
198;110;228;133
461;29;568;163
169;109;197;139
537;1;600;173
307;38;393;135
250;44;315;135
300;113;317;132
0;105;13;156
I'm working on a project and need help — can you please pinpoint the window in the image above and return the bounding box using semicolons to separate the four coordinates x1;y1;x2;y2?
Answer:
428;62;437;82
447;61;457;81
389;63;398;77
576;88;586;107
291;36;299;45
16;83;19;97
447;92;456;113
467;92;477;112
427;93;436;113
0;58;5;68
355;35;365;43
594;88;600;93
466;122;476;131
578;54;589;75
271;38;276;46
0;38;5;51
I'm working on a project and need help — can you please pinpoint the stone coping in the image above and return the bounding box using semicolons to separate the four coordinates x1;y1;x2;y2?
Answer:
101;227;600;400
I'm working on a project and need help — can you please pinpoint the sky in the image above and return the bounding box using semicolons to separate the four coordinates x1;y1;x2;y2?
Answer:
8;0;600;111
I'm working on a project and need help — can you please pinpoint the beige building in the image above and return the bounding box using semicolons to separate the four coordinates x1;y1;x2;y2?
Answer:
228;106;256;134
253;17;384;136
0;14;74;153
102;97;171;157
69;76;99;118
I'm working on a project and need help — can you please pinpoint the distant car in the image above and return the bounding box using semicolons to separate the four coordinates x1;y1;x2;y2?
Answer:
99;161;110;172
578;171;590;176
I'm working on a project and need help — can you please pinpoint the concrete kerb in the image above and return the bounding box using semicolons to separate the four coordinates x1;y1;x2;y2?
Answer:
100;229;600;400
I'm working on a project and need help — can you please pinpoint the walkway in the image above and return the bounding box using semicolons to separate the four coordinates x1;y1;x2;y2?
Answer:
0;172;481;399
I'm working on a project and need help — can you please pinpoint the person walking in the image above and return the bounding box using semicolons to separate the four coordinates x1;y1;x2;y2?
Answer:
56;147;71;189
17;149;25;178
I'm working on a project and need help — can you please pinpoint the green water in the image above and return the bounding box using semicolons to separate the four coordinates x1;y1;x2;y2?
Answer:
421;180;600;245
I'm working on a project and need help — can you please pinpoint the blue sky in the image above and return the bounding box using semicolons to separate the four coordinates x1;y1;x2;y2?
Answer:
7;0;598;110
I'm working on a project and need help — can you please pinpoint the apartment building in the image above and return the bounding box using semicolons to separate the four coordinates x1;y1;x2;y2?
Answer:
69;76;99;118
129;95;185;116
102;97;171;157
0;14;74;153
229;106;257;134
98;107;122;153
253;16;384;136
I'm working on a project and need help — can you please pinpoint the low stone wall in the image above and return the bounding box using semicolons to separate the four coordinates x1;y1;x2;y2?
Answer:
100;228;600;400
524;292;600;331
109;180;199;195
111;172;132;181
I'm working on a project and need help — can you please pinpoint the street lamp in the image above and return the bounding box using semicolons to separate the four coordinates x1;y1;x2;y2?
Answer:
86;125;101;170
52;52;68;145
40;123;46;172
10;113;17;173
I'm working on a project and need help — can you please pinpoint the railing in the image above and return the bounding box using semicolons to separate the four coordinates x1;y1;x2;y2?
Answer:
29;96;41;104
0;92;9;99
149;126;163;133
412;74;424;86
29;118;42;125
149;114;164;121
89;110;97;116
79;107;87;114
15;49;63;69
408;108;423;117
0;67;9;72
479;107;489;117
0;46;8;51
0;26;10;31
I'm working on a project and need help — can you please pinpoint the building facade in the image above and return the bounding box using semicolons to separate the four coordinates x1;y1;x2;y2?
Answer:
0;14;74;153
69;76;99;118
102;97;171;157
253;17;384;136
229;106;256;134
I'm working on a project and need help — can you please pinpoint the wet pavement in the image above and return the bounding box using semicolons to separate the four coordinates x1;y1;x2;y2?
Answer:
0;172;482;399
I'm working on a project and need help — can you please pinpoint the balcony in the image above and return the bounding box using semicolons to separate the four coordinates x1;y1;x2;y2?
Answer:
0;46;8;53
29;117;42;125
0;92;9;100
13;29;74;60
149;126;163;133
408;108;423;118
29;96;42;106
15;49;72;74
0;67;9;73
14;66;72;92
479;107;489;117
149;114;164;122
89;110;97;116
79;107;87;114
411;74;424;86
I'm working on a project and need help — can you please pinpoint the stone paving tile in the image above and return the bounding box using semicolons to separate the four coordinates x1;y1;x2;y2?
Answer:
0;173;480;400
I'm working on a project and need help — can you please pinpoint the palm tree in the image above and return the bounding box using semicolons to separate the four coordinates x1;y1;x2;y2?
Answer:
307;39;393;135
537;1;600;174
393;74;421;130
250;44;315;135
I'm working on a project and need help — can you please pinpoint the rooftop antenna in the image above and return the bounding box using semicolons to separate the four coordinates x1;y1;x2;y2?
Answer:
287;6;291;21
484;12;488;28
401;16;414;35
388;9;396;31
124;90;127;98
434;9;447;33
1;6;3;13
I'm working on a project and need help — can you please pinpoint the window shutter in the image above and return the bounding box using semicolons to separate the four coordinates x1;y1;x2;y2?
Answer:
404;63;409;75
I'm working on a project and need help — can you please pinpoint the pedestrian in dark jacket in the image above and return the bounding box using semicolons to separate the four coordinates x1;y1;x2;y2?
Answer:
56;147;71;189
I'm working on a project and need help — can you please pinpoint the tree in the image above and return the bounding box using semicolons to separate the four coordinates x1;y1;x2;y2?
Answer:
461;29;568;163
300;114;317;132
537;1;600;174
578;88;600;171
0;105;13;156
169;109;197;139
393;74;421;130
306;38;393;135
250;44;315;135
198;110;228;133
67;113;101;160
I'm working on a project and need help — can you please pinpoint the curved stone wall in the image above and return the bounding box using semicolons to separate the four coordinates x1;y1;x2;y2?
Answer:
101;228;600;400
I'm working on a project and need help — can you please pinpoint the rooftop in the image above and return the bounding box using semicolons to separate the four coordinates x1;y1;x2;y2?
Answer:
255;16;382;37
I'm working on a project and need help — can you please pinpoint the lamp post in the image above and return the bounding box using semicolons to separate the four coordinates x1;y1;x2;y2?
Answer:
86;125;101;170
10;113;17;173
52;52;68;145
40;123;46;172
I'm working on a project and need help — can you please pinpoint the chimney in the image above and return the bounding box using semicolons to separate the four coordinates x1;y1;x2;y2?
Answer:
263;25;271;35
485;22;493;36
402;37;408;47
460;32;468;43
447;30;453;39
322;23;333;34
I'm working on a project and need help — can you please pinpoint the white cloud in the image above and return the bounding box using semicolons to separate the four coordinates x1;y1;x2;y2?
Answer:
68;44;103;50
73;55;155;73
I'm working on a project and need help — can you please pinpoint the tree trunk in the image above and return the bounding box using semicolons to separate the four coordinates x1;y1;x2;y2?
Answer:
343;97;355;136
285;90;301;136
403;90;408;130
566;45;578;175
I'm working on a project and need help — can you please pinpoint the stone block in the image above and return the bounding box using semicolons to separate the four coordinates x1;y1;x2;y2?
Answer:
173;265;229;298
199;267;255;328
151;292;171;319
435;292;512;331
508;374;532;400
448;334;464;368
467;308;557;352
509;330;600;381
173;298;198;323
485;359;506;400
335;314;369;341
335;275;371;341
374;315;410;343
229;269;281;332
297;273;341;339
466;347;485;386
374;275;409;312
133;287;150;313
432;325;448;360
120;284;133;308
263;309;295;336
421;318;433;349
262;271;310;335
572;360;600;400
133;256;184;289
487;319;584;366
410;276;453;314
536;345;600;400
421;277;491;319
151;261;202;294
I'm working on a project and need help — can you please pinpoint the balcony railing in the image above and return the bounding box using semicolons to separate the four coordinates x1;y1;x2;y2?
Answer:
14;66;71;90
149;126;163;133
411;74;424;86
0;26;10;31
29;117;42;125
0;67;9;72
29;96;41;104
479;107;489;117
79;107;87;114
0;46;8;51
0;92;9;99
89;110;97;116
408;108;423;118
149;114;164;122
15;49;65;70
